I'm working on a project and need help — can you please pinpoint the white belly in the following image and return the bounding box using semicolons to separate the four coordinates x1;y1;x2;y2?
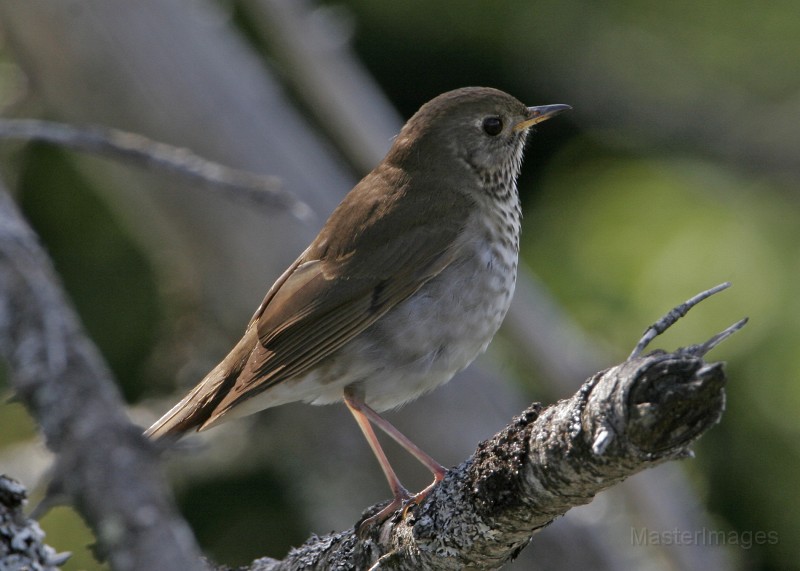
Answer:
355;248;517;409
334;204;520;411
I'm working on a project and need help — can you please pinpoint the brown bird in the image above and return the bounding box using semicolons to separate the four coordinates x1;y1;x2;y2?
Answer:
145;87;569;525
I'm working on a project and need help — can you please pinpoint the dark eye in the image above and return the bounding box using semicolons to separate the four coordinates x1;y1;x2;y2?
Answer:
482;116;503;136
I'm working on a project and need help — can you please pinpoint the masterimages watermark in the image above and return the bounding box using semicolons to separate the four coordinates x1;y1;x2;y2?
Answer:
631;527;778;550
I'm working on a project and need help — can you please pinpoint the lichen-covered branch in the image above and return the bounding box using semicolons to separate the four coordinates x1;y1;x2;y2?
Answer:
238;349;727;570
0;184;205;571
0;475;68;570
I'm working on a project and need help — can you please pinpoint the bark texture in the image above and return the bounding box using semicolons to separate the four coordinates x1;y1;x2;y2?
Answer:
233;352;725;570
0;186;204;571
0;475;67;570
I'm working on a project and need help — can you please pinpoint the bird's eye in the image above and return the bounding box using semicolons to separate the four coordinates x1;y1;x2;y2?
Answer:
482;116;503;136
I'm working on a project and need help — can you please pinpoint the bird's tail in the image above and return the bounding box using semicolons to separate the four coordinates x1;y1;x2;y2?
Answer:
144;331;253;441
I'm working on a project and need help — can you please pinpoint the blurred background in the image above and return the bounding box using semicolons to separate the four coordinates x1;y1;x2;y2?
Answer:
0;1;796;570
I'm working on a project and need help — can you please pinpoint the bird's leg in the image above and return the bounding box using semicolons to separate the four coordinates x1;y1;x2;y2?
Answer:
344;393;410;528
344;393;410;498
344;390;446;526
350;397;447;480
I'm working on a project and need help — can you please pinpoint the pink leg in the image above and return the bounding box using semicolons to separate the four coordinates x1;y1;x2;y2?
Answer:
344;394;409;501
344;390;447;527
347;395;446;479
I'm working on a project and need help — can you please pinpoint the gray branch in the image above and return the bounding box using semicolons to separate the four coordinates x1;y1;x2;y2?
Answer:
0;118;311;219
0;183;205;571
0;475;68;570
228;342;729;570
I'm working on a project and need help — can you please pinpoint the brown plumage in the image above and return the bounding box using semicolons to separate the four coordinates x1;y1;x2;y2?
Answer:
145;87;569;525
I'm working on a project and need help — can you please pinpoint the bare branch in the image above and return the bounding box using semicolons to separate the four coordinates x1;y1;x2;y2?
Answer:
242;0;403;174
680;317;748;358
629;282;732;359
0;183;205;571
0;118;312;219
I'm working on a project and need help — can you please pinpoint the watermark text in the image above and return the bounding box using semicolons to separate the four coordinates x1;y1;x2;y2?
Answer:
631;527;778;550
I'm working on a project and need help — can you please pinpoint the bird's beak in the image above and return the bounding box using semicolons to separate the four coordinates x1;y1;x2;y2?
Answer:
513;104;572;131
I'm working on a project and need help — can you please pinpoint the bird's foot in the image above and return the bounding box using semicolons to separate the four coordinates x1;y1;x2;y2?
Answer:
401;473;443;517
357;472;446;537
356;489;409;538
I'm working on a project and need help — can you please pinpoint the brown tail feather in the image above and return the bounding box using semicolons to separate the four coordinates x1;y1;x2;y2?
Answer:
144;331;253;441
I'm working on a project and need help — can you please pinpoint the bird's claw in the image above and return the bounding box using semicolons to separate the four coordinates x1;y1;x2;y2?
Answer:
357;476;443;537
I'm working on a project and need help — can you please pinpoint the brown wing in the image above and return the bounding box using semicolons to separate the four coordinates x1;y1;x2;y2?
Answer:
203;166;472;423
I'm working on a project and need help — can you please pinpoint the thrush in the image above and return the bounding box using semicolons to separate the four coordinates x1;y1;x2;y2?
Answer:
145;87;570;525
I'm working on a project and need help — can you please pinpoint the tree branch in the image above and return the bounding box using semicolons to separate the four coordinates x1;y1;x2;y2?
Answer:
0;183;205;571
241;0;403;174
0;475;68;570
0;118;312;219
228;328;733;570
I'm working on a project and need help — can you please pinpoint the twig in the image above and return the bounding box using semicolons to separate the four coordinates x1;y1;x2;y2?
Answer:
629;282;733;359
0;118;312;219
681;317;749;358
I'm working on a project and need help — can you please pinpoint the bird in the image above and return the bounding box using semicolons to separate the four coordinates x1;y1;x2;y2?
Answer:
145;87;570;526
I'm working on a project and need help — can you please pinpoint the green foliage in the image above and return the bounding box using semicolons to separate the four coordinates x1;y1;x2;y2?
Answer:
40;507;108;571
